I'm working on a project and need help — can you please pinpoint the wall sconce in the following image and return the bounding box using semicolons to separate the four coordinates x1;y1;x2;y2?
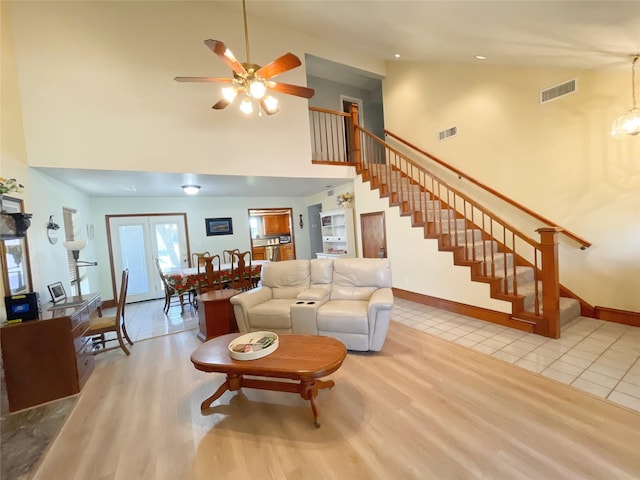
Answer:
63;240;98;297
47;215;60;245
299;214;304;229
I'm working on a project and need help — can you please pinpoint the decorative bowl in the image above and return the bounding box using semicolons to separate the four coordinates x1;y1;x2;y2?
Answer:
228;331;279;361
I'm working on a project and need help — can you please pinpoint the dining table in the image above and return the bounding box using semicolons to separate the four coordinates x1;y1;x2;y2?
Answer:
164;260;268;296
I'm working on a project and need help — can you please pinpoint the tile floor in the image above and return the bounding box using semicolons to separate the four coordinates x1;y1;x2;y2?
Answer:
392;297;640;412
111;296;640;412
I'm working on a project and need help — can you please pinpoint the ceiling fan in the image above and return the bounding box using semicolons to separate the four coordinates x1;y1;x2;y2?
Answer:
174;0;314;115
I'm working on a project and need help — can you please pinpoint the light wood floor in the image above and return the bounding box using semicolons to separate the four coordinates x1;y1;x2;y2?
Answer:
32;321;639;480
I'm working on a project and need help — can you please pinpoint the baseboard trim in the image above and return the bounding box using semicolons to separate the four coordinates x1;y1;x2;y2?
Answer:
594;306;640;327
392;288;535;334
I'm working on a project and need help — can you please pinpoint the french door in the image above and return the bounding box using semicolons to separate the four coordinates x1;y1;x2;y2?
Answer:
108;214;189;303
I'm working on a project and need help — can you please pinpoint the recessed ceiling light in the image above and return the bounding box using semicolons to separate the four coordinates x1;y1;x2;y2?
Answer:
394;53;401;58
475;55;487;60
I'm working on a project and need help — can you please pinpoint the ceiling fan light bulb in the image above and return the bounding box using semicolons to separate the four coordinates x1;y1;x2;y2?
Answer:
221;86;238;102
240;96;253;114
249;80;266;99
263;95;279;113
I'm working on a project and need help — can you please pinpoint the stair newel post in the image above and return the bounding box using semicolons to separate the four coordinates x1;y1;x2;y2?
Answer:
536;227;562;338
350;104;362;172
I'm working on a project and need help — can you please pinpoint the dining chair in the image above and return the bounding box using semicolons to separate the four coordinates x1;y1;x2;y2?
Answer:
223;248;240;264
87;269;133;355
192;251;211;269
230;250;253;291
154;257;187;313
198;254;223;295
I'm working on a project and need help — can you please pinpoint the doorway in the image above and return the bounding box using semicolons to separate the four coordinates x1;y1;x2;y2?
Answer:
360;211;387;258
307;203;323;258
248;208;294;261
107;214;189;302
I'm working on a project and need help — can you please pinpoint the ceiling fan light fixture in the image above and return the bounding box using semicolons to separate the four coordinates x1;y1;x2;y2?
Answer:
612;55;640;139
240;96;253;114
263;95;279;114
182;185;201;195
221;86;238;103
249;80;266;99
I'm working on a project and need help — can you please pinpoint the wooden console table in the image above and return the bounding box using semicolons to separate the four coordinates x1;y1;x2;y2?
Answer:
196;289;240;341
0;292;101;411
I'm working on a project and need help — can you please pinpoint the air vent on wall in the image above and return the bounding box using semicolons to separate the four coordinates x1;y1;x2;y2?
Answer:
438;126;458;141
540;79;576;104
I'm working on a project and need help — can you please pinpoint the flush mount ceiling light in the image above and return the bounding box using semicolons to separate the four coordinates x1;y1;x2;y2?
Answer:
174;0;314;116
182;185;201;195
611;54;640;139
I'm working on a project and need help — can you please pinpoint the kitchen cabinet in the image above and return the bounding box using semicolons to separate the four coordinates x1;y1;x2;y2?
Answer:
281;243;295;260
252;246;266;260
263;214;290;235
318;208;356;258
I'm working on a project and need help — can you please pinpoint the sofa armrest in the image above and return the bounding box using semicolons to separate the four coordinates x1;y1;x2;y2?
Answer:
368;288;394;313
367;288;394;351
230;286;272;332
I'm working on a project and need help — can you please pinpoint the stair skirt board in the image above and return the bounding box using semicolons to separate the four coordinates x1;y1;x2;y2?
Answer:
393;288;536;334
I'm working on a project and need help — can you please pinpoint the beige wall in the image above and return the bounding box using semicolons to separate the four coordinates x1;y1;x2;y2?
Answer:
1;3;31;310
382;62;639;311
7;1;384;181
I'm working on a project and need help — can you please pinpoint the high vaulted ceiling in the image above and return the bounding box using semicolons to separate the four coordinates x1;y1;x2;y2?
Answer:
29;1;640;197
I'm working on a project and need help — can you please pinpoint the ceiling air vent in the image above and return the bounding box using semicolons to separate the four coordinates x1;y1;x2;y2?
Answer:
438;126;458;141
540;79;576;104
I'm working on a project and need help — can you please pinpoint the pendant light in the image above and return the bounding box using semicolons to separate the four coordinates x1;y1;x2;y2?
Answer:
611;55;640;138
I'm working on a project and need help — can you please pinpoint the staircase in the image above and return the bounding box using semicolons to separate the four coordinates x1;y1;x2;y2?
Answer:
309;105;589;338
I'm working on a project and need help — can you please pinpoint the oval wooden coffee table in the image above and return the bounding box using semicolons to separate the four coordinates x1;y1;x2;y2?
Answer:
191;333;347;427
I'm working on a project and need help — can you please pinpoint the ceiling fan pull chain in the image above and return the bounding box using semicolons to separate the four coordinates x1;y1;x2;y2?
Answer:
242;0;251;65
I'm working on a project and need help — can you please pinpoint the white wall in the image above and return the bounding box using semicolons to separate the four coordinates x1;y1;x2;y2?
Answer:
90;195;311;301
383;62;639;311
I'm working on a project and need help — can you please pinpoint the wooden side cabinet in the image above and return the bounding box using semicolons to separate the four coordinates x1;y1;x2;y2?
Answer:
197;289;240;341
0;293;100;412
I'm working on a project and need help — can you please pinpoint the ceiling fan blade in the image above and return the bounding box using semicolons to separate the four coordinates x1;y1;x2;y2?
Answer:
212;98;230;110
267;81;315;99
174;76;233;83
204;39;247;76
256;53;302;79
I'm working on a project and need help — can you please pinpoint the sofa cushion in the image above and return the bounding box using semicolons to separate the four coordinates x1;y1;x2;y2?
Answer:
317;300;369;334
310;259;333;285
248;299;299;330
261;260;310;299
331;258;392;301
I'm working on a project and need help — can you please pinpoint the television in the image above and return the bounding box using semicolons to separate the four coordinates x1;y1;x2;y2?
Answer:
4;292;40;321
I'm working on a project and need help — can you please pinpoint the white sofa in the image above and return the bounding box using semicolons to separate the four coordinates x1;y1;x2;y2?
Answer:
230;258;393;351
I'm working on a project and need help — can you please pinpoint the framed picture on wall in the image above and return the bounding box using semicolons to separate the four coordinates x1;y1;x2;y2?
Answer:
205;217;233;236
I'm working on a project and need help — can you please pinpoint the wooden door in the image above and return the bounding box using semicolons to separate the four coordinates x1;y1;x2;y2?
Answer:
360;211;387;258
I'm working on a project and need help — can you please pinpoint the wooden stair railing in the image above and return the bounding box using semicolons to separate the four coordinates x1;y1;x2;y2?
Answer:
309;104;582;338
383;130;592;250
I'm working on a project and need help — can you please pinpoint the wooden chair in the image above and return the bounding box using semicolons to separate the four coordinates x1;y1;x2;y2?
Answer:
198;254;223;295
192;251;211;269
87;269;133;355
230;251;253;291
154;257;187;313
223;248;240;264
